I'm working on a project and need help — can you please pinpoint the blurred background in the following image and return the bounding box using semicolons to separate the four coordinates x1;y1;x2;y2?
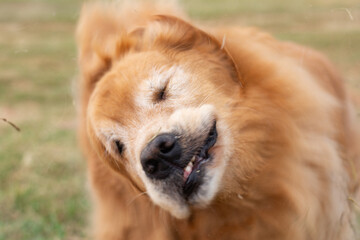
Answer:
0;0;359;239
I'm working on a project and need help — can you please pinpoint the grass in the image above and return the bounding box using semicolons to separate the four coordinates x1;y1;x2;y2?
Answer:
0;0;359;239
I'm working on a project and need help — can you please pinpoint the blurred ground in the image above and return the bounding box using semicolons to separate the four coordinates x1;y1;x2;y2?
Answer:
0;0;359;239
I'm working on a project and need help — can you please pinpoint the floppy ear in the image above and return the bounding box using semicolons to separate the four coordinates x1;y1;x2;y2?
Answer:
76;3;137;99
141;15;243;85
76;4;139;168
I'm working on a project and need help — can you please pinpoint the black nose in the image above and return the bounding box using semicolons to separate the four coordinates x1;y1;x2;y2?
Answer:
140;133;182;179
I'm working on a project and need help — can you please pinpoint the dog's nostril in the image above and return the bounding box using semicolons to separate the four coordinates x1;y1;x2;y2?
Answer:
140;133;182;179
159;140;175;154
143;159;158;175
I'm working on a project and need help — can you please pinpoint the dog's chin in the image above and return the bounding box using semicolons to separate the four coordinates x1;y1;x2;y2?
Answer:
186;160;225;206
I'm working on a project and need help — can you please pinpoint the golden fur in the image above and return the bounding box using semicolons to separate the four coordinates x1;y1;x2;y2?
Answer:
76;1;360;239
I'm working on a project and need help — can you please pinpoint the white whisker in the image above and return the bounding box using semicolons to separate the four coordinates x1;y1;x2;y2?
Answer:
221;34;226;50
127;191;148;207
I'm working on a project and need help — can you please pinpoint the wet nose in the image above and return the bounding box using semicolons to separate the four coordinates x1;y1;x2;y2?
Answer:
140;133;182;179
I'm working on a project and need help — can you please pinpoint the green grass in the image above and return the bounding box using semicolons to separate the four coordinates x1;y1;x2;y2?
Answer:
0;0;359;239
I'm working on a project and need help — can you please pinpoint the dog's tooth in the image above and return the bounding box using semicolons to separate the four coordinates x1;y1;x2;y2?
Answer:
191;156;196;163
184;163;193;179
185;161;193;172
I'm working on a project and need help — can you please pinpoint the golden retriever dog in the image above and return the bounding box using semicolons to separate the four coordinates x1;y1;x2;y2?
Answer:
76;1;360;239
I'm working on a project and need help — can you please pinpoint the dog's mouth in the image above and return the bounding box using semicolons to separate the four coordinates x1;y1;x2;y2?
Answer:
182;122;218;199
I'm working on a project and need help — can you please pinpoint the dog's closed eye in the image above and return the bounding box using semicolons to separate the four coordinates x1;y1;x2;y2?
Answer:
158;87;166;101
155;86;167;102
114;140;124;155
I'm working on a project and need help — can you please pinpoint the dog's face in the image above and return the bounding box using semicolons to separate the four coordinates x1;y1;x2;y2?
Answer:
85;16;242;218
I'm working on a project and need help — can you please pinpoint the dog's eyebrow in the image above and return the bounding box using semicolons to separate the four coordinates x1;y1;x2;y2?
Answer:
147;66;178;90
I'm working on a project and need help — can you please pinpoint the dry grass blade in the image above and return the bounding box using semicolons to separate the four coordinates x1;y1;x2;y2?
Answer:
1;118;21;132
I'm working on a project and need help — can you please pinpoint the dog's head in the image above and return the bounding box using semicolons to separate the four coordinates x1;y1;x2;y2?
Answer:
78;14;243;218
